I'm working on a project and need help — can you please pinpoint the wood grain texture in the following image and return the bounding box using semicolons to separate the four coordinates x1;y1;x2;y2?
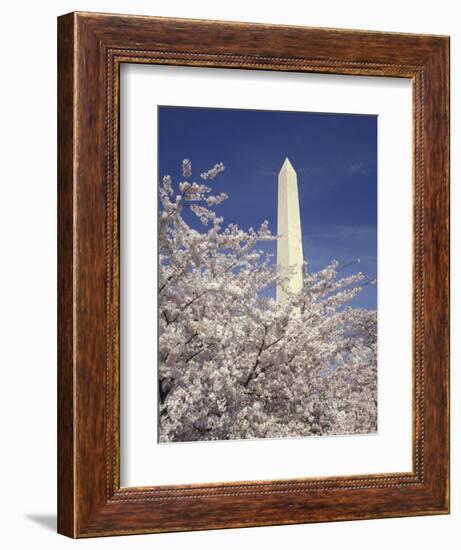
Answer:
57;12;75;538
57;12;450;538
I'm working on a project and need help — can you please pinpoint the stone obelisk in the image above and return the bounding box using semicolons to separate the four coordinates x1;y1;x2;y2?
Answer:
277;158;304;304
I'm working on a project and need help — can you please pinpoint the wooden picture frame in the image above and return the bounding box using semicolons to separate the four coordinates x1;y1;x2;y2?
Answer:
57;12;450;538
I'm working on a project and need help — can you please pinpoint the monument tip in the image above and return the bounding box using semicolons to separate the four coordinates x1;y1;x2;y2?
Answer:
280;157;295;174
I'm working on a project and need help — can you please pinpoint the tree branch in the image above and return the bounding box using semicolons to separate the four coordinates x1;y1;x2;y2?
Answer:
242;324;268;388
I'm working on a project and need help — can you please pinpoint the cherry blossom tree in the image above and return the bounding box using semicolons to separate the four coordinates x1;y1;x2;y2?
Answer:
158;160;377;442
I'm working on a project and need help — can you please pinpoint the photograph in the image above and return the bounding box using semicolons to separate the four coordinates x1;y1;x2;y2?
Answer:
157;106;378;443
0;2;450;545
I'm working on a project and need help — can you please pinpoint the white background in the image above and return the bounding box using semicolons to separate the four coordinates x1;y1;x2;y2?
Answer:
121;65;412;486
0;0;458;548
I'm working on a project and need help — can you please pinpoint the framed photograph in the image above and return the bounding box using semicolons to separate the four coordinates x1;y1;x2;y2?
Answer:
58;12;450;537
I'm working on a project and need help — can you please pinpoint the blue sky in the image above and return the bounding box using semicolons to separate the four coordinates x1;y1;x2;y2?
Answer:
158;106;377;310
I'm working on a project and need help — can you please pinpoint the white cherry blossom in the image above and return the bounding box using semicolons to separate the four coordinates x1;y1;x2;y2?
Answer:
158;160;377;442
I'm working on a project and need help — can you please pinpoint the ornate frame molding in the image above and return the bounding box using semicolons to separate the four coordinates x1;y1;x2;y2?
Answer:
58;12;449;537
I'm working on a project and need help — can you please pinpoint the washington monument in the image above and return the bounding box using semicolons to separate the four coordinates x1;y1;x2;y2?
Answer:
277;158;304;304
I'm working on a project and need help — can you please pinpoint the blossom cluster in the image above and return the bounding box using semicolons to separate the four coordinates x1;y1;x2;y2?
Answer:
158;160;377;442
